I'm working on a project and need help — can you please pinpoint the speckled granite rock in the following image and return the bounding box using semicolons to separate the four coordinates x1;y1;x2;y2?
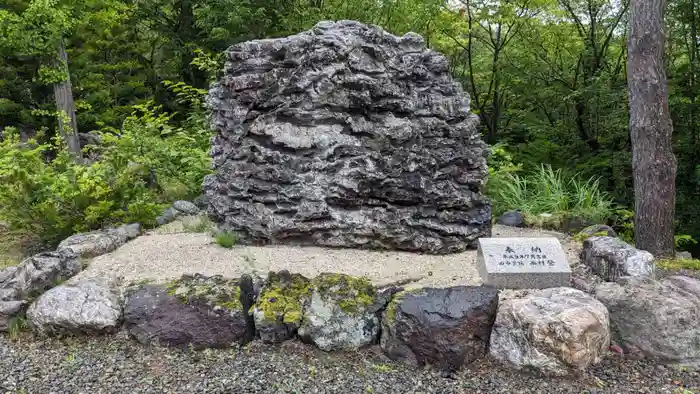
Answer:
27;277;122;336
57;223;141;258
0;251;82;332
490;287;610;376
581;236;655;281
595;275;700;364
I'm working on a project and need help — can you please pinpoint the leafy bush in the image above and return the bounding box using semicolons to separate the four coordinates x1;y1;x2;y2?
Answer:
485;143;523;200
0;99;211;250
488;163;615;226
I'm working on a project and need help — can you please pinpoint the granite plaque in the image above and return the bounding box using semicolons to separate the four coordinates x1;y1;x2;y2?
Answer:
476;237;571;289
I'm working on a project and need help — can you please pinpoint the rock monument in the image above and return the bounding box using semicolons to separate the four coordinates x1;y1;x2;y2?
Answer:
204;20;491;253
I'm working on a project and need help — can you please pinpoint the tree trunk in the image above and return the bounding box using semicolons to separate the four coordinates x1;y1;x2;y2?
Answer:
690;0;699;192
53;38;81;158
627;0;677;257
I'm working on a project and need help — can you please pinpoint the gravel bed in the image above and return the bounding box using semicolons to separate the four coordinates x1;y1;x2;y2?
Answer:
77;223;582;290
1;332;698;394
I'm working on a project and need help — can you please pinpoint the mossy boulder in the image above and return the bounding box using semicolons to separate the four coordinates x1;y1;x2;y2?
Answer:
253;270;311;343
572;225;617;242
298;273;386;351
123;274;255;349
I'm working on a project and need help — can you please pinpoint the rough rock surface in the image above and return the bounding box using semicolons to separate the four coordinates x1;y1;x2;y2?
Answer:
193;195;209;210
156;201;201;226
171;200;200;215
595;275;700;364
298;273;385;351
26;277;122;335
571;264;603;294
676;251;693;259
578;224;617;238
123;274;255;349
57;223;141;258
581;236;655;281
0;251;82;331
380;286;498;372
156;207;179;226
489;287;610;376
496;211;525;227
253;271;311;344
204;20;491;254
0;301;23;331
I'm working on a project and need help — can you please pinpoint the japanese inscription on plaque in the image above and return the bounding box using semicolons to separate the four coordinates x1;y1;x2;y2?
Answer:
476;237;571;289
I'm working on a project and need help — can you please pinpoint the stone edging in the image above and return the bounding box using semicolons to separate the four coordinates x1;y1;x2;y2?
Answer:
4;208;700;378
0;199;199;333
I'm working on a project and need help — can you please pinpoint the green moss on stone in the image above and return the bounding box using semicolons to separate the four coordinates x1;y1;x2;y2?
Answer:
657;258;700;271
383;288;424;323
256;272;311;324
166;275;242;311
312;273;377;314
571;230;611;242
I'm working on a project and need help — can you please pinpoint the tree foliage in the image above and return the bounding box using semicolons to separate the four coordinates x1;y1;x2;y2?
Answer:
0;0;698;254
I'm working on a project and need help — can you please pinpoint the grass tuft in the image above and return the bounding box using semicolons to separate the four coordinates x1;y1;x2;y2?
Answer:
182;215;214;233
7;315;29;340
215;231;238;248
489;164;615;226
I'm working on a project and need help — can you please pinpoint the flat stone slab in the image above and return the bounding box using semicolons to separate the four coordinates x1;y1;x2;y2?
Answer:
477;238;571;289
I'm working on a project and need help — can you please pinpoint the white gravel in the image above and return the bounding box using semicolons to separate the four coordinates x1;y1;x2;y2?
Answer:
78;220;583;288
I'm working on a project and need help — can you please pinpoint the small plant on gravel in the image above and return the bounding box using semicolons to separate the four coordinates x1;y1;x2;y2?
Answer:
674;389;695;394
371;363;396;373
7;315;29;340
215;231;238;248
62;352;82;371
183;216;214;233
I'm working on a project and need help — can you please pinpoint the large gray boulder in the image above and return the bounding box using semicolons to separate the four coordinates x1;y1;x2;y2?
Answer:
581;236;655;281
489;287;610;376
595;275;700;364
57;223;141;258
0;251;82;332
26;277;122;335
380;286;498;372
298;273;386;351
156;201;201;226
203;20;491;254
123;274;255;349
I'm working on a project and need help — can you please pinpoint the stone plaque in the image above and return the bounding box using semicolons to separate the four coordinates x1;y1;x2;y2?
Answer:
476;237;571;289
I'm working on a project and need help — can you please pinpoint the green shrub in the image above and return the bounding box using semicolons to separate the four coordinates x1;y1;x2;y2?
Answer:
486;143;523;200
0;99;211;249
488;163;615;225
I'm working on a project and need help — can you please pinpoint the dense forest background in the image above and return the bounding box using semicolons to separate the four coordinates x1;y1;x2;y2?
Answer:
0;0;698;257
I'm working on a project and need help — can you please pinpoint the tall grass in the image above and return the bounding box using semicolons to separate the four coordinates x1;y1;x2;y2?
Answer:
489;164;615;225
